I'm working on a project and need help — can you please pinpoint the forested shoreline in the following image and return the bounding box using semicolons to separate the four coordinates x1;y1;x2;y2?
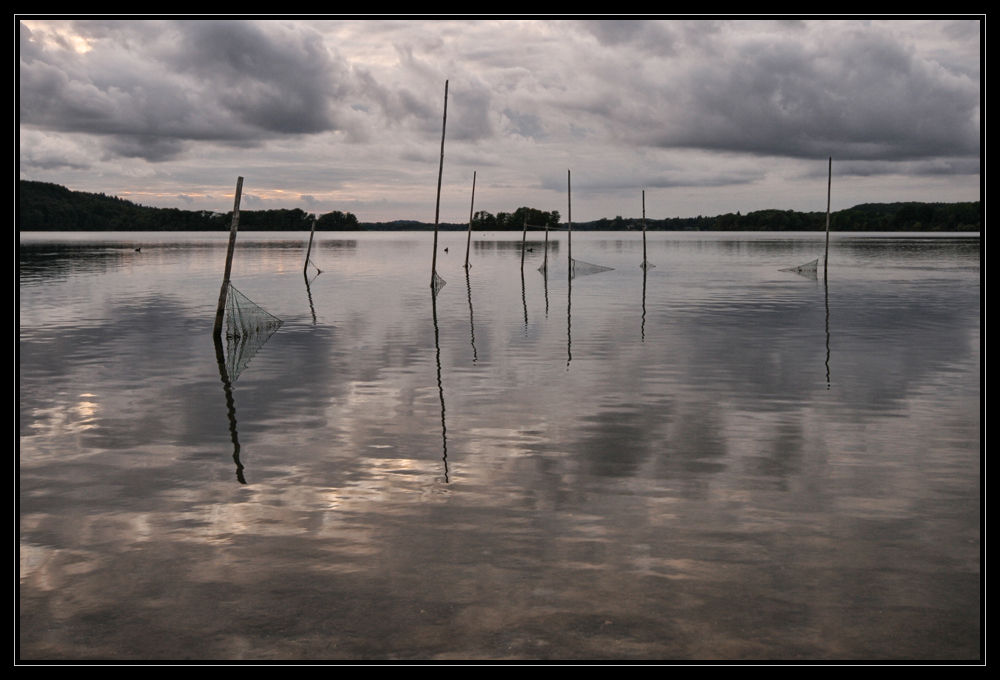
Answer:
19;180;980;232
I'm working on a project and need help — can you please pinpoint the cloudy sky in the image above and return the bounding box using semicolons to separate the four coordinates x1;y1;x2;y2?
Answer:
19;18;981;222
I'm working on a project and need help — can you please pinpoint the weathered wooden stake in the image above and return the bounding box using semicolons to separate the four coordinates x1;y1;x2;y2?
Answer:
642;190;648;267
304;216;317;274
431;80;449;288
213;176;244;338
521;216;528;269
567;170;572;277
464;170;476;269
824;157;832;282
542;225;549;272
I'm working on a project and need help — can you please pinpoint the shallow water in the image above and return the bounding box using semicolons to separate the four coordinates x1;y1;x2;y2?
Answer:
19;231;981;660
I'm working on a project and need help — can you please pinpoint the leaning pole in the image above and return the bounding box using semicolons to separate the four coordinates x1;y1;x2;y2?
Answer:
213;176;244;338
304;215;318;275
431;80;449;289
464;170;476;269
567;170;572;277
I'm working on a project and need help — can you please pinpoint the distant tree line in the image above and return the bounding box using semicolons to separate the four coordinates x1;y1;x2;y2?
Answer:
19;180;979;232
702;203;981;232
575;202;980;232
18;181;360;232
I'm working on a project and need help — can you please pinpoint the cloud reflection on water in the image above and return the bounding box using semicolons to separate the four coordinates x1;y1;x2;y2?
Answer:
19;232;980;659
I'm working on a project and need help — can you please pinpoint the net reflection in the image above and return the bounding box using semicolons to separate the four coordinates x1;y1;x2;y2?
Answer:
303;270;319;325
214;333;246;484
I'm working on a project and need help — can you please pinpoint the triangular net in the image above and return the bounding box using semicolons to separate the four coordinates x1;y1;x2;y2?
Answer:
432;270;447;295
225;284;282;382
570;258;614;278
640;260;655;271
779;259;819;277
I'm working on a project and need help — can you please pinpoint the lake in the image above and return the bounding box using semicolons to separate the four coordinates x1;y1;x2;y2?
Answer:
19;231;981;660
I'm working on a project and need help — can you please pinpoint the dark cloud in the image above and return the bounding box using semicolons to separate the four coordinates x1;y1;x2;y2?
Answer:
835;158;980;178
19;20;355;161
503;107;547;140
631;23;980;161
102;135;187;162
399;148;436;164
579;19;679;56
644;173;758;189
168;20;347;134
448;79;494;142
538;167;759;193
355;68;438;139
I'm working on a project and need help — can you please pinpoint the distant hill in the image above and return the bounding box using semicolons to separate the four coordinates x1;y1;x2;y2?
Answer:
578;202;980;232
17;181;359;232
18;180;979;232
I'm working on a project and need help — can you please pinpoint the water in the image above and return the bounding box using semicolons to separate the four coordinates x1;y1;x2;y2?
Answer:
19;231;981;660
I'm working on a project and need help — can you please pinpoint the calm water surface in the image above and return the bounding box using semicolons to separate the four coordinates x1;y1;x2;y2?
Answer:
19;231;981;660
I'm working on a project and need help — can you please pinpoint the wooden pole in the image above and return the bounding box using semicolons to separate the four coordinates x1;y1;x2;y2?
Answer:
304;216;317;274
642;190;648;268
431;80;449;288
567;170;572;277
464;170;476;269
521;216;528;269
824;156;831;283
542;225;549;272
213;176;244;338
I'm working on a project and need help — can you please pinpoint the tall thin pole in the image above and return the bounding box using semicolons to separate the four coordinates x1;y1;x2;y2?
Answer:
567;170;572;277
542;225;549;272
464;170;476;269
642;190;648;268
213;176;244;338
521;216;528;269
431;80;449;288
304;216;317;274
824;156;832;283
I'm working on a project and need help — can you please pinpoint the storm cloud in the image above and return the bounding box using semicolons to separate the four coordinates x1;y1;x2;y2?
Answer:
19;20;358;159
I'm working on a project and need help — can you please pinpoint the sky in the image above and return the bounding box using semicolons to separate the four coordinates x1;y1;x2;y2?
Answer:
18;18;982;223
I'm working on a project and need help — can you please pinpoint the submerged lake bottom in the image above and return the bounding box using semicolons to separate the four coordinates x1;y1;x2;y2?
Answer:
19;231;981;660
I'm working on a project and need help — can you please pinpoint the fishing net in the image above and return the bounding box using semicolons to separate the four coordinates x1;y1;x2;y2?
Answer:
305;257;322;275
780;259;819;277
224;284;283;382
570;258;614;278
432;270;447;295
